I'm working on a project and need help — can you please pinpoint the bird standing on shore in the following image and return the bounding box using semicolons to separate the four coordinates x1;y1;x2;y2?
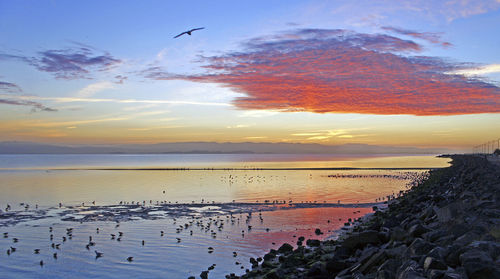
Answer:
174;27;204;38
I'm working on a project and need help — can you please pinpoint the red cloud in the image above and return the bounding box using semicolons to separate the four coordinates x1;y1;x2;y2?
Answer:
148;29;500;116
381;26;452;48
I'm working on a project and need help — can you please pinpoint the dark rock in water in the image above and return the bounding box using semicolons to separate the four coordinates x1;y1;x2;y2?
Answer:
306;239;320;247
298;236;305;242
314;228;323;235
200;270;209;279
249;257;258;267
277;243;293;254
263;253;275;261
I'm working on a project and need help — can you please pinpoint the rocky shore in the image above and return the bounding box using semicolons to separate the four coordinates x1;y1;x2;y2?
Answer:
224;155;500;279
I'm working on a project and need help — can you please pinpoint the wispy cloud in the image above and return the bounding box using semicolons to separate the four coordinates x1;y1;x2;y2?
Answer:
381;26;452;48
127;126;183;131
0;98;57;112
244;136;267;140
443;0;500;22
114;75;128;84
0;45;121;79
238;110;280;118
158;28;499;116
76;81;114;98
292;129;352;140
0;94;231;107
0;81;22;93
122;104;160;111
226;124;252;129
448;64;500;77
25;117;127;128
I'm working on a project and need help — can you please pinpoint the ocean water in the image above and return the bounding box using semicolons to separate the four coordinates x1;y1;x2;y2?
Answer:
0;154;449;278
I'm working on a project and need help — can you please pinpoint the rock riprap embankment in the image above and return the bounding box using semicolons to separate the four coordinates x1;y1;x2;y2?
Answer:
225;155;500;279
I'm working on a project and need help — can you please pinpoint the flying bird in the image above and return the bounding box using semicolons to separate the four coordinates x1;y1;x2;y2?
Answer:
174;27;205;38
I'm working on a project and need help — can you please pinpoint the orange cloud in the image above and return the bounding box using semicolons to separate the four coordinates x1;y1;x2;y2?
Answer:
146;29;500;116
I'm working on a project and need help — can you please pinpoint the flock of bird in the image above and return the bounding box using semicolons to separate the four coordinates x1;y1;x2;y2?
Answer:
2;223;136;267
0;170;419;276
1;197;367;277
1;202;277;272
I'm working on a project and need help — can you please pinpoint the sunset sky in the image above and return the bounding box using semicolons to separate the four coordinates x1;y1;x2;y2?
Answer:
0;0;499;151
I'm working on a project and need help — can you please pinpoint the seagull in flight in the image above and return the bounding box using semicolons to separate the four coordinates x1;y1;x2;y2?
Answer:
174;27;205;38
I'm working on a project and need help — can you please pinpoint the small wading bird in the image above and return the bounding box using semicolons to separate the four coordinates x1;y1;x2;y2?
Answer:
174;27;205;38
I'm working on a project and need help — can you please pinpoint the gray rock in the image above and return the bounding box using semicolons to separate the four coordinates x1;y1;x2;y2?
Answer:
359;251;388;274
441;271;464;279
423;229;448;242
459;249;500;278
408;238;435;256
468;240;500;259
386;244;407;258
408;224;429;238
358;247;379;264
434;202;464;223
426;247;447;261
454;231;481;246
391;227;408;242
342;230;381;251
423;257;447;271
396;260;425;279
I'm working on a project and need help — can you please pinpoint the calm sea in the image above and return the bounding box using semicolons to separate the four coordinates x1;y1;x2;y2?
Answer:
0;154;449;278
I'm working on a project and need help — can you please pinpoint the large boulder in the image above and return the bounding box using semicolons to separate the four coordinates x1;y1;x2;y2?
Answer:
423;256;447;271
408;238;436;257
277;243;293;254
342;230;381;251
459;249;500;278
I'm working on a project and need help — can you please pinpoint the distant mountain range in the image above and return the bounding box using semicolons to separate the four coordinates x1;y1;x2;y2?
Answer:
0;141;453;154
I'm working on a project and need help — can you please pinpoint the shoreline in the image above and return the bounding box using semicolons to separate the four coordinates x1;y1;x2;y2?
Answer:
1;167;440;171
223;155;500;279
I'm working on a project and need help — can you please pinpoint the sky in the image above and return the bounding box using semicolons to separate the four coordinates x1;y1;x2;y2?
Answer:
0;0;499;152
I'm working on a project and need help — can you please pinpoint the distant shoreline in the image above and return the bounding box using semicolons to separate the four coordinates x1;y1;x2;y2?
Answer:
49;167;439;171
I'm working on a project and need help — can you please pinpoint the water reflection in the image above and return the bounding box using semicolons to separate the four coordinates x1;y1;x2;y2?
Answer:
0;154;448;278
